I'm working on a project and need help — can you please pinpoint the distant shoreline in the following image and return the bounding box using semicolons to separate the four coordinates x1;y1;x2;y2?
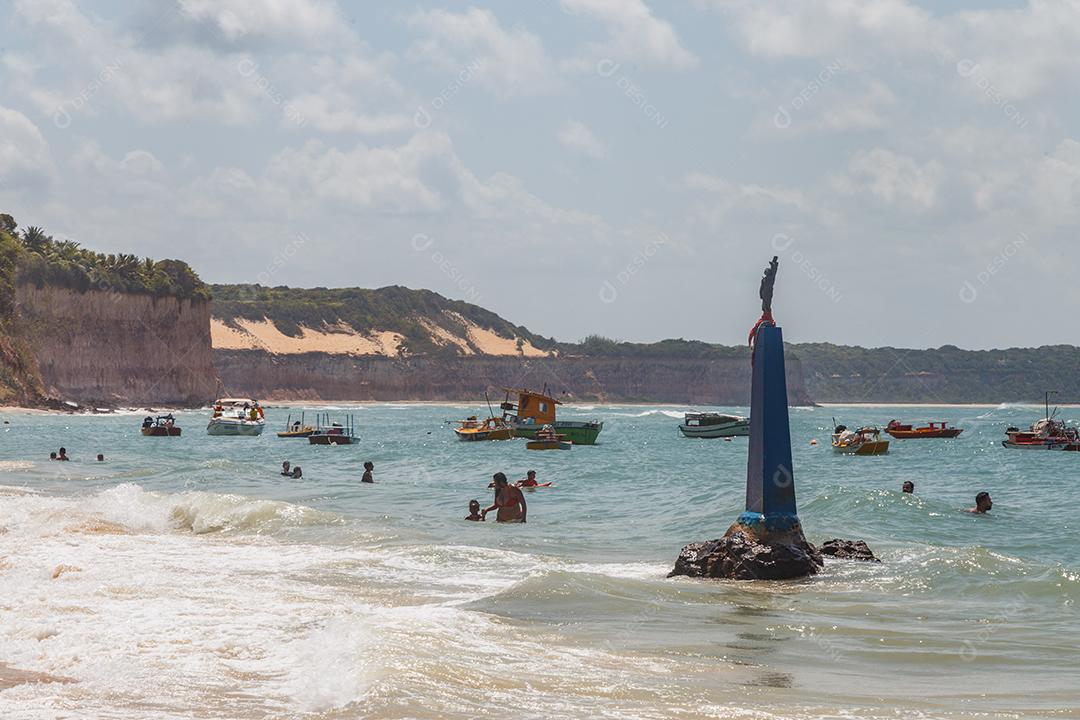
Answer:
4;400;1077;414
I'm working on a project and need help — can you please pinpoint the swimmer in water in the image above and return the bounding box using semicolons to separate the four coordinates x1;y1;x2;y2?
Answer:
97;454;104;462
482;472;527;523
902;481;914;494
517;470;539;488
281;460;291;476
57;447;70;461
361;461;374;483
965;491;992;514
291;466;303;479
49;452;57;461
465;499;483;521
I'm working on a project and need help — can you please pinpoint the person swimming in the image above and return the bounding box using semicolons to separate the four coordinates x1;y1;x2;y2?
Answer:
49;451;57;461
97;453;104;462
517;470;539;488
965;491;992;514
361;461;374;483
57;447;70;461
465;499;483;521
291;466;303;479
482;472;527;523
902;481;914;494
281;460;292;476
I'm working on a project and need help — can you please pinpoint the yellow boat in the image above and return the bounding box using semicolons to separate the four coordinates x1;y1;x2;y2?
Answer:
525;425;572;450
453;415;515;442
831;425;890;455
277;412;316;438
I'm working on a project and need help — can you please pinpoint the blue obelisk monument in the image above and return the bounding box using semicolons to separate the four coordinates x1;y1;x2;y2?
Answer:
670;257;822;580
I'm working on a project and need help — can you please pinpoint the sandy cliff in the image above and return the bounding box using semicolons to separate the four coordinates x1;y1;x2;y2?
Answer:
15;284;219;405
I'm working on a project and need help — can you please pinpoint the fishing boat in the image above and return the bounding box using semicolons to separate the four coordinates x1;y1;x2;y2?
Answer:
309;415;358;445
678;412;749;438
1002;394;1079;450
885;420;964;439
277;412;316;438
501;387;603;445
140;414;181;437
525;425;572;451
453;415;515;441
207;398;266;436
832;425;890;455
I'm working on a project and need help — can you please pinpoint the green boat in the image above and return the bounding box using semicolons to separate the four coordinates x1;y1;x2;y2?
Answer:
500;387;604;445
514;420;604;445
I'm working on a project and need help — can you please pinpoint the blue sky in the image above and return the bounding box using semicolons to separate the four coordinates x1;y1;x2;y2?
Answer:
1;0;1077;349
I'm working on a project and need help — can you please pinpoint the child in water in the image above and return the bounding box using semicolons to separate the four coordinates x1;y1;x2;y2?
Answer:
281;460;292;476
361;461;374;483
465;499;484;521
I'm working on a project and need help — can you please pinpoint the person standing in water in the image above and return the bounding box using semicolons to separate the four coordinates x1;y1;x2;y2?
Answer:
361;461;374;483
281;461;292;476
57;447;70;461
482;472;527;523
965;491;992;514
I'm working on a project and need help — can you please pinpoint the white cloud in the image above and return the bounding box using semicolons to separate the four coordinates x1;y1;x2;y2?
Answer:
406;8;557;95
290;92;412;134
175;0;353;46
711;0;1080;101
561;0;697;69
682;172;831;228
558;121;607;159
841;148;944;211
1031;139;1080;223
0;106;54;189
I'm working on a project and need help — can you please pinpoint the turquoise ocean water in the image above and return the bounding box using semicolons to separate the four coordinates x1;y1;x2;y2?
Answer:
1;403;1078;719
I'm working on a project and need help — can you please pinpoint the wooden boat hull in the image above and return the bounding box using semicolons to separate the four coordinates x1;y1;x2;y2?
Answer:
277;429;316;438
526;440;572;450
454;427;514;441
141;427;181;437
679;420;749;438
515;421;602;445
885;428;963;439
833;440;890;455
1002;440;1080;451
308;434;356;445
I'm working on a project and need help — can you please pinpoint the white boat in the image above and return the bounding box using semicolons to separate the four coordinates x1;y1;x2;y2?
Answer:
207;398;266;436
678;413;749;438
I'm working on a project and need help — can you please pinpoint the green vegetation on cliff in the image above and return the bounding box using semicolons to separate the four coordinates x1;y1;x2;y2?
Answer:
10;218;209;301
791;342;1080;404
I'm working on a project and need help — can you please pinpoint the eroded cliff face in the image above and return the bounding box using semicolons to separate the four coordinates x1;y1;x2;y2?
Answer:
15;284;219;405
213;350;814;406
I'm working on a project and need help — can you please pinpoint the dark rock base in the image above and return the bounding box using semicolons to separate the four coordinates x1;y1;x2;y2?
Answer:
669;523;824;580
820;538;880;562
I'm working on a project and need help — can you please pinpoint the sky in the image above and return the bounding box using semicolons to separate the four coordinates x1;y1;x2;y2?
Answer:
0;0;1077;350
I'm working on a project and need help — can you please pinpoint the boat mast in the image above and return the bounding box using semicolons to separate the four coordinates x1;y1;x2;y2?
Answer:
1046;390;1059;420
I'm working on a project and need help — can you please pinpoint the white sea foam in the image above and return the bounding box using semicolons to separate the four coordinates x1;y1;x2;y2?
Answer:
0;485;705;719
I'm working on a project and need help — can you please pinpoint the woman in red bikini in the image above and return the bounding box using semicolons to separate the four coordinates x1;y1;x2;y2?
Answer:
482;472;527;523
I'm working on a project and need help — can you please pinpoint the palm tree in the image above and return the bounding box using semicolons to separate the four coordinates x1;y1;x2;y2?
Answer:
21;226;50;253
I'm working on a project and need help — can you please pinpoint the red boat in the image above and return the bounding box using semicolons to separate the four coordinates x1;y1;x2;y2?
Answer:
1002;392;1080;451
1002;418;1080;450
885;420;963;439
